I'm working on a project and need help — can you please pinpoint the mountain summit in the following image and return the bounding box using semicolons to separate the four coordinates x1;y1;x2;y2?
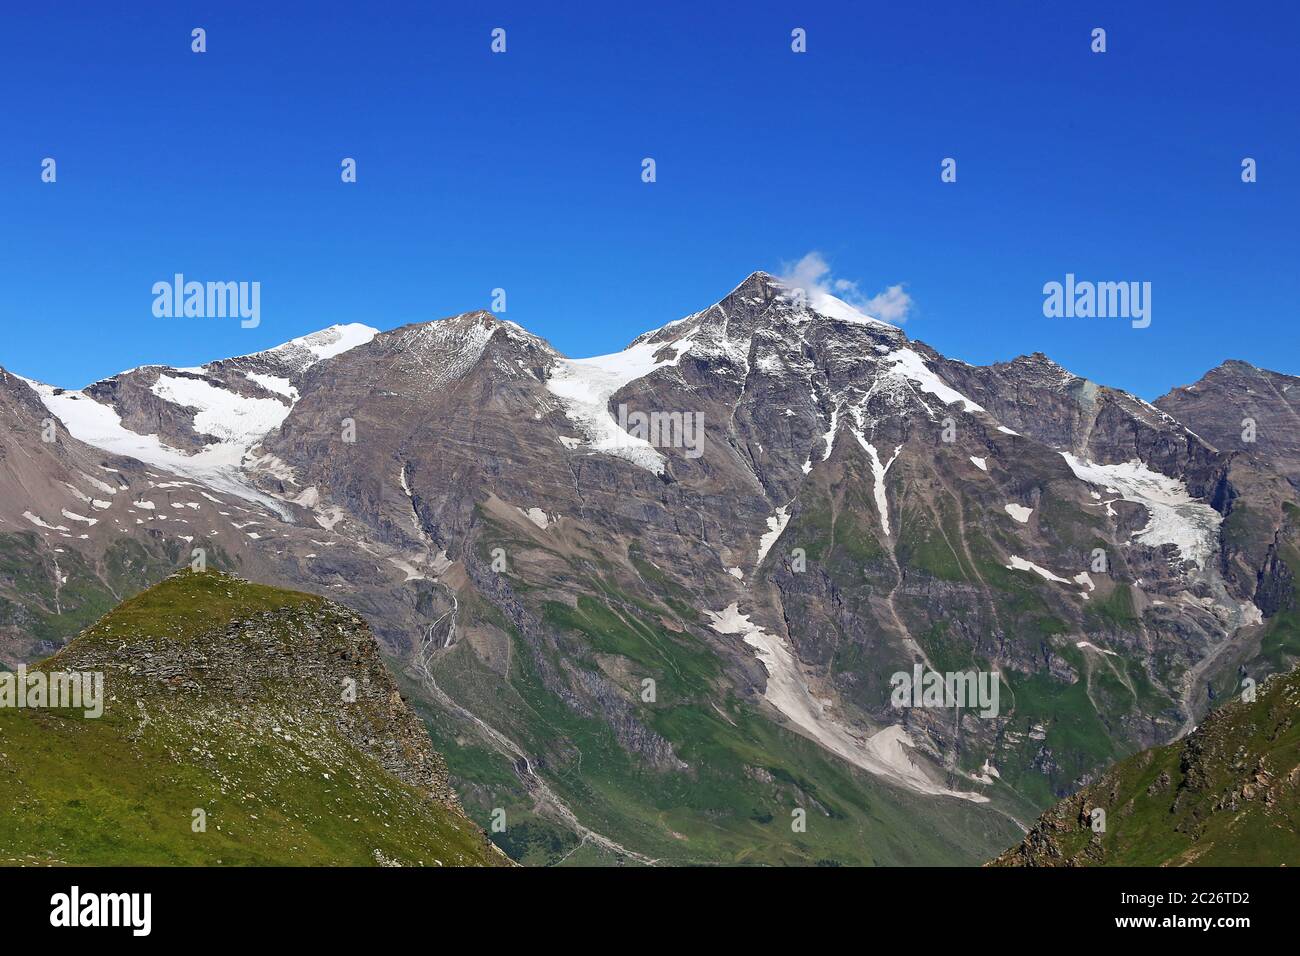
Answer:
3;273;1298;865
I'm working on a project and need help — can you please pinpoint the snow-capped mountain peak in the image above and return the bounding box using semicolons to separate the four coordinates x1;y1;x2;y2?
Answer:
260;322;379;373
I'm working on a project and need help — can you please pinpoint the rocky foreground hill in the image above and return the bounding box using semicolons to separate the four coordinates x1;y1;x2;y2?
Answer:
990;657;1300;866
3;271;1298;865
0;570;507;866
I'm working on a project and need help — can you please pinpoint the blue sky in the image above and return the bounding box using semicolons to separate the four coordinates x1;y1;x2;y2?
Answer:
2;0;1296;398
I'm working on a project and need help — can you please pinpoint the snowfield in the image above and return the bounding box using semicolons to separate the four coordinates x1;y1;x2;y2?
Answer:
545;331;696;475
244;371;298;399
1005;554;1071;584
1006;555;1098;601
883;349;984;414
151;374;293;448
705;603;987;803
23;512;70;532
262;323;378;371
517;506;556;530
1061;454;1222;567
20;324;378;520
28;383;293;518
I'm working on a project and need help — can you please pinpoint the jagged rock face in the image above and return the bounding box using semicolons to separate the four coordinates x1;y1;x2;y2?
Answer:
5;274;1298;865
0;347;451;700
1158;361;1300;489
74;324;375;457
0;366;173;662
1156;362;1300;664
934;352;1229;500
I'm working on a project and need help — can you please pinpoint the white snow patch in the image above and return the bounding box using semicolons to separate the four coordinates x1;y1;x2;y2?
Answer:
518;507;554;530
1061;454;1222;567
264;322;378;368
1005;555;1070;584
77;471;118;495
23;512;70;532
1076;640;1118;656
1004;503;1033;523
151;374;292;449
853;432;901;536
704;604;985;802
544;332;696;475
822;405;839;461
755;505;791;566
883;349;984;413
63;483;91;504
26;381;293;518
970;456;987;471
244;372;298;400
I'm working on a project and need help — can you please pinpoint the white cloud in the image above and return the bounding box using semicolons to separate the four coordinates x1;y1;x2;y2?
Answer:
777;252;913;324
856;284;912;324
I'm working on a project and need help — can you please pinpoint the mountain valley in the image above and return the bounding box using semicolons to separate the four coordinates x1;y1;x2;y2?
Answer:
3;272;1297;866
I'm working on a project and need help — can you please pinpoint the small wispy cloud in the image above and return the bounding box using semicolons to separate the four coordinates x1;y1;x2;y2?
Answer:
777;251;913;324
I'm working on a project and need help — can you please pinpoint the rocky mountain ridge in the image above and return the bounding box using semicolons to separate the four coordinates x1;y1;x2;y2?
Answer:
4;270;1296;864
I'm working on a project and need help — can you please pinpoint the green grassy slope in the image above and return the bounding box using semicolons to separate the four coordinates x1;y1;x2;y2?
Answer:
428;514;1025;865
0;571;505;866
990;660;1300;866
